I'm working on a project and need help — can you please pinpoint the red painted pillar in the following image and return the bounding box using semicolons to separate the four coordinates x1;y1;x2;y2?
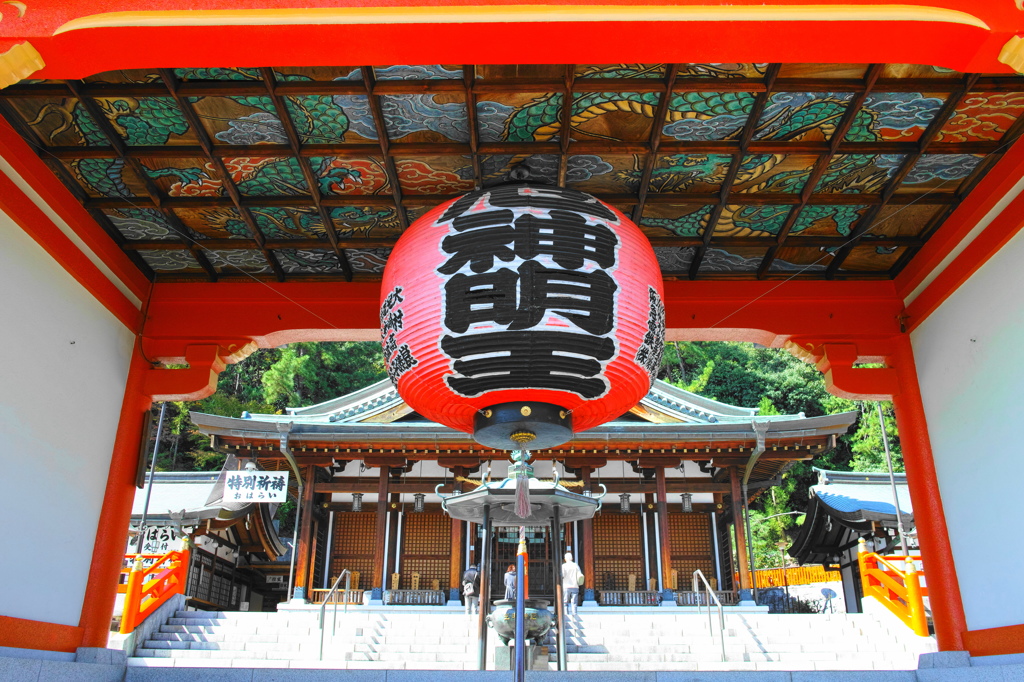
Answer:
890;335;967;651
80;348;153;647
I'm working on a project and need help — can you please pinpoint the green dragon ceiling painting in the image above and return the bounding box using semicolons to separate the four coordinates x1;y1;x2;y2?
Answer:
1;62;1022;281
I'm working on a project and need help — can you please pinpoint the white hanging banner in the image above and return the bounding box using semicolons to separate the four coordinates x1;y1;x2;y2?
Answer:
141;526;177;555
224;471;289;503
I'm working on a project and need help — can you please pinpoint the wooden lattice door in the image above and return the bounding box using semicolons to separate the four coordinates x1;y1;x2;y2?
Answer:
668;512;715;588
593;512;644;592
330;511;375;589
400;512;450;590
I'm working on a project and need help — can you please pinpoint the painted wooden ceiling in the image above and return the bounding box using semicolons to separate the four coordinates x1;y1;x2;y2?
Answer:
2;62;1022;282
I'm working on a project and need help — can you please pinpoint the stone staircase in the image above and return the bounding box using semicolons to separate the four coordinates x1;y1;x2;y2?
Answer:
555;610;937;671
127;607;936;672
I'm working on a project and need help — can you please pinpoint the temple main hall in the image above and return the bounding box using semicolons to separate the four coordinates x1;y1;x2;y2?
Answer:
190;377;857;604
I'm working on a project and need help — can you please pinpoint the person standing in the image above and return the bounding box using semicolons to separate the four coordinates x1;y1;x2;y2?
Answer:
462;563;480;616
561;552;583;617
503;564;517;600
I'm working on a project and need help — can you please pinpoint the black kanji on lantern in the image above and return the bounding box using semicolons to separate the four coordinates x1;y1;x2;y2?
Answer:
634;286;666;380
381;286;418;385
441;184;617;223
444;262;616;335
437;185;620;399
441;331;615;397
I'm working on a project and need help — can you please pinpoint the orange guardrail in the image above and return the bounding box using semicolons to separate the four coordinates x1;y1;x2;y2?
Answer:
857;538;929;636
119;545;190;634
741;565;842;588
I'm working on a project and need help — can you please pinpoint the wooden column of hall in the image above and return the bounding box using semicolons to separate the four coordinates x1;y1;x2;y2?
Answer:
372;466;390;589
655;466;675;591
581;467;595;594
449;467;465;596
386;492;401;586
729;465;752;590
644;492;659;589
294;465;318;594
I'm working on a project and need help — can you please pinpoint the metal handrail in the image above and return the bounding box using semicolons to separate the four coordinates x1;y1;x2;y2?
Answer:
692;569;726;662
319;569;352;661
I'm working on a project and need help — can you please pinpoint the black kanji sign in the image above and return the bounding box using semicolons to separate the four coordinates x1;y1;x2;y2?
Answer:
436;185;621;399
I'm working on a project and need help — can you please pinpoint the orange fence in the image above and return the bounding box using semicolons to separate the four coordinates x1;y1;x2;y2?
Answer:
857;539;929;636
733;564;841;589
119;546;190;634
753;565;841;588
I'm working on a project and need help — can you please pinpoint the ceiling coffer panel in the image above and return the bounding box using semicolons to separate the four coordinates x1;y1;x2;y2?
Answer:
3;62;1022;282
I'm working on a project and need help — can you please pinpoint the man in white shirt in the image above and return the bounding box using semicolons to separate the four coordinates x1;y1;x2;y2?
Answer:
560;552;583;618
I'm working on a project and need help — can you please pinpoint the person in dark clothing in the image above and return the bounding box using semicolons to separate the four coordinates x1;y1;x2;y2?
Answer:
462;563;481;615
504;564;517;600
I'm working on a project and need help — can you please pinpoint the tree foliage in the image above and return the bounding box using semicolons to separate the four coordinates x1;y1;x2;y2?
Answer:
657;342;903;567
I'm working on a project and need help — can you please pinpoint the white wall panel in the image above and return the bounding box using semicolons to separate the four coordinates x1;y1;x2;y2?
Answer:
0;209;133;626
911;229;1024;631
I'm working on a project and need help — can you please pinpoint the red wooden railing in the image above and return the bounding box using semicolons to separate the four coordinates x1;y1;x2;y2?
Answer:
857;538;929;637
119;547;190;634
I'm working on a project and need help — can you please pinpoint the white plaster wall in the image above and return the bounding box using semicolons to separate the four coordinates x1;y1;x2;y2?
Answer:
0;208;134;626
911;229;1024;631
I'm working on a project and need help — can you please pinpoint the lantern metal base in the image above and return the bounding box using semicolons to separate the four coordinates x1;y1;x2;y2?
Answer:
473;401;572;450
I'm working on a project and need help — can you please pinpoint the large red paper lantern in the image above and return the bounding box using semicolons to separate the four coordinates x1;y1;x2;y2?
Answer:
380;184;664;450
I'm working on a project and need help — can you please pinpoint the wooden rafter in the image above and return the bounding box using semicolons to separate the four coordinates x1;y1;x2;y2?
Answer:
360;66;409;232
462;64;483;189
631;64;680;225
258;67;353;281
688;63;782;279
557;64;576;187
158;69;287;281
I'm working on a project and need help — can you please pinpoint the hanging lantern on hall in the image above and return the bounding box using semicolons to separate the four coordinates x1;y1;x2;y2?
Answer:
380;184;665;450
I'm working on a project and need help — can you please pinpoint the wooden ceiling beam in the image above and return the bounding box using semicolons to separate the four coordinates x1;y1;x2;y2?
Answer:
688;63;781;279
631;64;679;225
158;69;287;281
259;67;352;281
39;140;1003;161
118;234;924;251
557;64;576;187
462;64;483;189
83;191;957;211
10;75;1003;101
361;66;409;232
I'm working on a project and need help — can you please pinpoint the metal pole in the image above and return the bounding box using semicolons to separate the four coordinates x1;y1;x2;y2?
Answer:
514;528;526;682
287;482;303;601
551;505;566;671
135;402;167;554
742;486;757;602
876;402;910;558
476;504;491;670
